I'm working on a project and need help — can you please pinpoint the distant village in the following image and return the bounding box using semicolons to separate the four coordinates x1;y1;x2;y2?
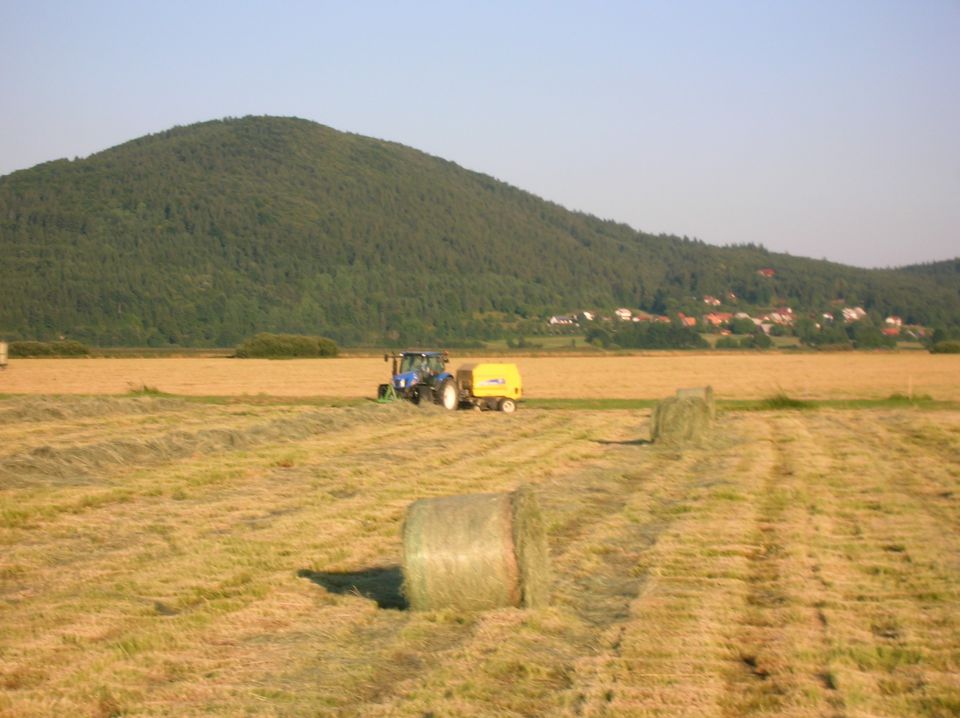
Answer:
546;270;929;342
548;305;924;339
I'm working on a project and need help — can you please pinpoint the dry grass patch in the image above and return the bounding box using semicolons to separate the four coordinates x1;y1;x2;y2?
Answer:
0;396;958;716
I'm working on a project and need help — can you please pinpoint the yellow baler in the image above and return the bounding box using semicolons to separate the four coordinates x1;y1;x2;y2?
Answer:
455;363;522;412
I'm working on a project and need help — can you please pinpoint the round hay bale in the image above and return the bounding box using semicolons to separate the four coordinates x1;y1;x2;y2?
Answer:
651;396;711;444
402;486;550;611
676;385;715;419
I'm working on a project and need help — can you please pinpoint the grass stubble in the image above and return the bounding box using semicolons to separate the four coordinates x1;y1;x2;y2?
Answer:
0;393;957;716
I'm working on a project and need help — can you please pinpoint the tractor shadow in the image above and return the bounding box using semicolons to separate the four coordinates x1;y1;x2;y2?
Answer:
297;565;407;610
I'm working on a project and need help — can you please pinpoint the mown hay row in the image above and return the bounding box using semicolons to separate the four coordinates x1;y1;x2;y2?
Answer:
402;486;550;611
0;396;187;424
0;408;383;485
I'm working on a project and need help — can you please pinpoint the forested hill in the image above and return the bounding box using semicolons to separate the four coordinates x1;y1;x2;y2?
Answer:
1;115;957;346
898;259;960;294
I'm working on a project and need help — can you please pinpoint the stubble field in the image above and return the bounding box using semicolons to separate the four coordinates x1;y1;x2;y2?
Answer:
0;355;958;717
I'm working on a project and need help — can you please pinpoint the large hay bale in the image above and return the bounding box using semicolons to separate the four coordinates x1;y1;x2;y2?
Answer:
402;486;550;611
651;396;711;444
676;385;715;419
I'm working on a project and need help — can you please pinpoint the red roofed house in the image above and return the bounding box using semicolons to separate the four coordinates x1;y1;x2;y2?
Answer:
703;312;734;327
757;268;776;278
677;312;698;328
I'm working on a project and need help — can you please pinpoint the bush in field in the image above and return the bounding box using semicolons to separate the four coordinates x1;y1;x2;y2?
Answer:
235;333;339;358
9;340;91;357
930;340;960;354
506;335;542;349
592;322;707;350
715;332;772;350
851;321;897;349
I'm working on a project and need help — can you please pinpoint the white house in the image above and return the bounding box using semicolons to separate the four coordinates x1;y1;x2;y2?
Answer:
842;306;867;323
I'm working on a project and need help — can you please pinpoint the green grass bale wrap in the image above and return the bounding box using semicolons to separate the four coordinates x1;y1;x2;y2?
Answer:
651;396;711;444
402;486;550;611
676;385;715;419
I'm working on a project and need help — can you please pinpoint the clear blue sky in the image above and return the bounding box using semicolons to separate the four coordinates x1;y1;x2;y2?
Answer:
1;0;957;268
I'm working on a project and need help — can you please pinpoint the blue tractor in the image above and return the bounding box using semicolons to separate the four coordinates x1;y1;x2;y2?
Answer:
377;351;459;410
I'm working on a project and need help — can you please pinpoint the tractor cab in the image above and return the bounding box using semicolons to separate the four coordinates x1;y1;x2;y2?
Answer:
398;352;446;378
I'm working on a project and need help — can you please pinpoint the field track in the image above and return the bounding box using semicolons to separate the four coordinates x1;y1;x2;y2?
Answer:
2;352;960;400
1;395;958;716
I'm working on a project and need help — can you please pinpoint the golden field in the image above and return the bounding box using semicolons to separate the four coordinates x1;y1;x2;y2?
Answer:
0;393;958;717
2;352;959;400
1;354;958;716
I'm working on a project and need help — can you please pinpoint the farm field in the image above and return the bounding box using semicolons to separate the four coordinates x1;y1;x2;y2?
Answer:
2;352;960;400
0;394;958;717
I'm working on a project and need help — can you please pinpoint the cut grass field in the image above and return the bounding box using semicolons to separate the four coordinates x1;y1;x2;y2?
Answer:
2;352;960;400
1;393;957;717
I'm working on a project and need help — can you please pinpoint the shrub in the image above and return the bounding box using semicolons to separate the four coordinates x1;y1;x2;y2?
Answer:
235;333;339;358
747;331;773;349
9;340;91;357
442;338;486;349
506;336;543;349
585;327;612;348
608;322;708;350
930;340;960;354
714;332;772;350
729;317;757;335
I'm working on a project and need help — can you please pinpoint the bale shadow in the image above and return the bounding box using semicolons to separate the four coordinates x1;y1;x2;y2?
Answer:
297;565;407;610
592;438;651;446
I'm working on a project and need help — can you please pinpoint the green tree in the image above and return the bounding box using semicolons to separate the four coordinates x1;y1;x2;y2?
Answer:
729;317;756;334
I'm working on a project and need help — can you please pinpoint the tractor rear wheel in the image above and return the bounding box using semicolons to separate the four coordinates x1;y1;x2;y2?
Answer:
437;378;458;410
498;398;517;413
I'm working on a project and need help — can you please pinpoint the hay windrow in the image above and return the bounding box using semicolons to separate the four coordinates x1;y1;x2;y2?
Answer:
651;396;711;444
0;408;378;487
402;487;550;612
0;396;187;424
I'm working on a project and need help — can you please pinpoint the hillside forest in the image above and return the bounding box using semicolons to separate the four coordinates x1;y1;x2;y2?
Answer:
1;116;958;347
